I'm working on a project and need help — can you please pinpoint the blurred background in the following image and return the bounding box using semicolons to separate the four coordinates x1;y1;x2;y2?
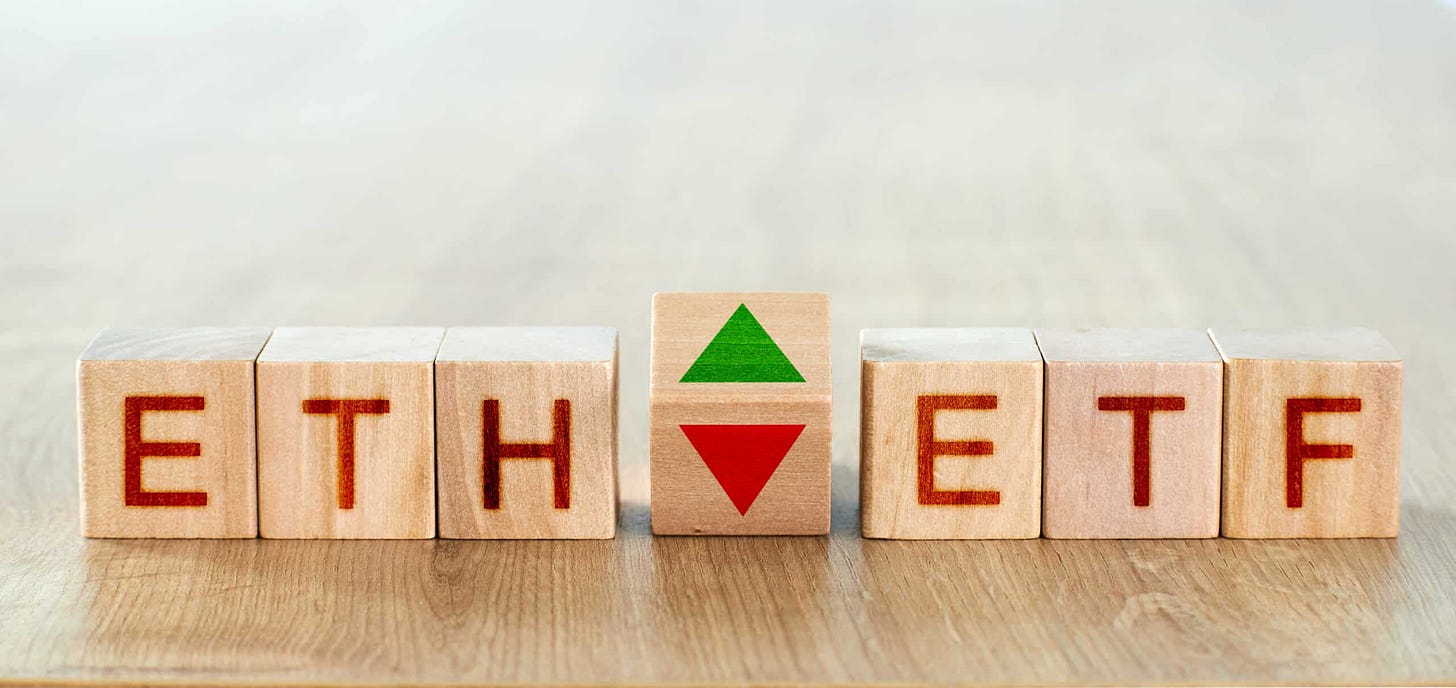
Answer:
6;1;1453;319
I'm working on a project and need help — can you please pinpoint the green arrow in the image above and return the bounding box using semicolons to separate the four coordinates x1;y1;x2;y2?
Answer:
679;303;806;383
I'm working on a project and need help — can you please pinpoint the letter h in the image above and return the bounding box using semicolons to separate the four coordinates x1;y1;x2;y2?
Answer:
482;399;572;510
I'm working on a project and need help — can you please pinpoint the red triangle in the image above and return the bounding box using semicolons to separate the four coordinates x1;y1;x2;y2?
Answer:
679;424;806;516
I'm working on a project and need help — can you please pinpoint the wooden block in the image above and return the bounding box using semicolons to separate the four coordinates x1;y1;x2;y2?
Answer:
77;327;271;538
256;327;444;539
859;328;1043;539
435;327;618;539
650;397;831;535
1211;328;1402;538
650;292;831;535
651;292;832;393
1035;328;1223;539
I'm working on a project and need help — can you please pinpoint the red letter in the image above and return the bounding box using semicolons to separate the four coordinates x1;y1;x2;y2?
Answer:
1286;397;1361;508
1097;396;1186;507
124;395;208;507
916;395;999;506
482;399;571;509
302;399;390;509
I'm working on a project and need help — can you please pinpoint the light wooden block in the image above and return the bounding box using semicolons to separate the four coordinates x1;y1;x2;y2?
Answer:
650;397;831;535
435;327;618;539
77;327;271;538
859;328;1043;539
1211;328;1402;538
650;292;831;535
256;327;444;539
1035;328;1223;539
651;292;832;394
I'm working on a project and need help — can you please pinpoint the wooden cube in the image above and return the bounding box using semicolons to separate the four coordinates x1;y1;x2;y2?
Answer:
1211;328;1402;538
435;327;618;539
77;327;271;538
651;397;831;535
256;327;444;539
650;292;831;535
859;328;1043;539
1035;328;1223;539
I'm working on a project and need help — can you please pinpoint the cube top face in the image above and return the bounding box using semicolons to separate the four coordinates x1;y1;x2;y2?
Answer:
77;328;268;538
436;327;617;363
258;327;445;363
1210;328;1400;362
1038;331;1223;539
81;327;273;362
1034;328;1221;363
861;327;1041;363
435;329;619;539
860;328;1043;539
651;292;830;396
1211;329;1402;538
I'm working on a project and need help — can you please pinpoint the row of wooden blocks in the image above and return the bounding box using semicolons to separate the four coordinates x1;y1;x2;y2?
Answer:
76;292;1402;540
79;325;621;539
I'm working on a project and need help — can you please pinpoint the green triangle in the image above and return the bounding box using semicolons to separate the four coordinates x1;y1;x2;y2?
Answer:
679;304;806;383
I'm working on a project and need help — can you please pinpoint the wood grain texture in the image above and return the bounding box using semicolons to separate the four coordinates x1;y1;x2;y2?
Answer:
1036;328;1223;539
3;0;1456;684
650;397;831;535
256;327;443;539
435;327;618;539
77;328;271;538
1211;329;1403;538
860;328;1043;539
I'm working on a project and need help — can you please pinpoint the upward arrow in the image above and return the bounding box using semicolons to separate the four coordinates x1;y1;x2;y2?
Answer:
679;303;805;383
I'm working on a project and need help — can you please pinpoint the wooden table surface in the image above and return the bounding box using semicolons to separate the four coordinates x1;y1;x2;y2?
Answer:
3;1;1455;684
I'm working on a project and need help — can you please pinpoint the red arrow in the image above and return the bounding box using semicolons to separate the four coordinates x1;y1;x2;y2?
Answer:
679;424;807;516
